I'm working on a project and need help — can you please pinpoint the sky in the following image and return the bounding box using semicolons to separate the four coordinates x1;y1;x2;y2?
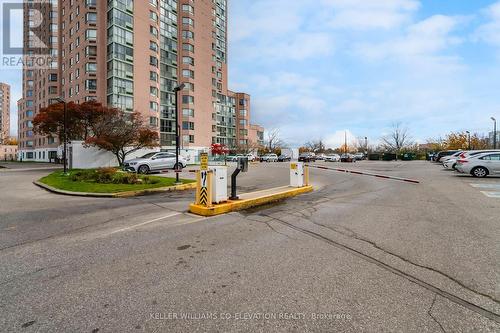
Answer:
228;0;500;148
1;0;499;148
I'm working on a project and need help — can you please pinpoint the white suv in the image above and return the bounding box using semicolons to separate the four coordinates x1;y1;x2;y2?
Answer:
124;152;187;174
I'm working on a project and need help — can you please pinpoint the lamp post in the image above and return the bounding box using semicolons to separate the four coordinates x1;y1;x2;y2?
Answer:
491;117;497;149
55;97;67;174
173;83;185;184
465;131;471;150
365;136;368;156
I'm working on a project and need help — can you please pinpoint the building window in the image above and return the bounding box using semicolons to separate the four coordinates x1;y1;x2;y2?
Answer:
182;121;194;130
86;29;97;41
182;4;194;14
182;17;194;26
86;79;97;91
182;69;194;78
85;62;97;73
182;108;194;117
182;30;194;39
86;12;97;23
182;95;194;104
182;56;194;65
150;56;158;67
182;43;194;52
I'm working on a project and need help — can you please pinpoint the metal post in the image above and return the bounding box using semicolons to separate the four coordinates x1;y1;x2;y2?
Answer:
173;83;185;184
174;91;180;183
230;168;241;200
493;118;497;149
63;101;67;174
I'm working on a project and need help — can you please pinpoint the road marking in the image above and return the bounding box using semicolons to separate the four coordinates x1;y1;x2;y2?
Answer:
107;212;182;235
480;191;500;198
470;183;500;189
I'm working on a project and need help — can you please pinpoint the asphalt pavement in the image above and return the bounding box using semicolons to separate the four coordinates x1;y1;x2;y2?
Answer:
0;161;499;332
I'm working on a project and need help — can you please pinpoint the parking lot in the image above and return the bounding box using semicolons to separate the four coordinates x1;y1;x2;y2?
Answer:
1;160;499;332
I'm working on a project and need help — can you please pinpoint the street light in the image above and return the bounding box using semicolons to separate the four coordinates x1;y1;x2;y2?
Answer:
55;97;68;174
173;83;185;184
465;131;471;150
491;117;497;149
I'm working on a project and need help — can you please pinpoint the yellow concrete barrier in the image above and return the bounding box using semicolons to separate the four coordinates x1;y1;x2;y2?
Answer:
189;185;313;217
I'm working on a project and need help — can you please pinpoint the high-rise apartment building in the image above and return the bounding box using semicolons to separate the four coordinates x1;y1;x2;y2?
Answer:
0;83;11;144
18;0;263;161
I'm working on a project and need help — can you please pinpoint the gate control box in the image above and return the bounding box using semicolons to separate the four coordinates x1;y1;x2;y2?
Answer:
290;162;305;187
209;166;228;203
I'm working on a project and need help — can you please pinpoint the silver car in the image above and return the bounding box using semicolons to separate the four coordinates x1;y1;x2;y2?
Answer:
455;152;500;178
124;152;187;174
261;154;278;162
446;150;500;170
325;154;341;162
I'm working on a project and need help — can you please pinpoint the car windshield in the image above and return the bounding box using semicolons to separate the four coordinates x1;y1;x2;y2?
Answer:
140;153;157;159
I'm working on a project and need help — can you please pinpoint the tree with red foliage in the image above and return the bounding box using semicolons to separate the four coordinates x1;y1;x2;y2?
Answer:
210;143;229;156
34;101;159;166
33;101;87;142
85;108;159;166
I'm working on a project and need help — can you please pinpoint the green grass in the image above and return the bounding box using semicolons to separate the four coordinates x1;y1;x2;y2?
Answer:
40;170;195;194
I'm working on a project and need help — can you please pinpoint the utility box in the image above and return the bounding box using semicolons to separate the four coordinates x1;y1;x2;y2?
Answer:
237;157;249;172
209;166;228;203
290;162;305;187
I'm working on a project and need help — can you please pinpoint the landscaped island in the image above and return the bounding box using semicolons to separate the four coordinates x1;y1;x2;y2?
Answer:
39;168;195;194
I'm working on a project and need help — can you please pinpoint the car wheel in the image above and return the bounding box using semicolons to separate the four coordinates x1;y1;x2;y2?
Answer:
138;165;150;174
174;162;184;170
471;167;488;178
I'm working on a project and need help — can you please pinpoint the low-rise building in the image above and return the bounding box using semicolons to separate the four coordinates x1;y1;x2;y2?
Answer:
0;144;18;161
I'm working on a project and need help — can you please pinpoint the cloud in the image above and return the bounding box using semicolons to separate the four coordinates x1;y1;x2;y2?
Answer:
356;15;463;60
324;130;358;148
473;1;500;46
230;0;303;43
320;0;420;30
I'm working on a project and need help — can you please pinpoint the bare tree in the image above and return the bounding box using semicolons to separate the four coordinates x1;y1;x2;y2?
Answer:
305;139;326;153
380;122;413;155
266;128;285;152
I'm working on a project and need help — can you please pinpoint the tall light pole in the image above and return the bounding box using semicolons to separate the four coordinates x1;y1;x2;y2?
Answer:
55;97;68;174
491;117;497;149
173;83;185;184
465;131;471;150
365;136;368;156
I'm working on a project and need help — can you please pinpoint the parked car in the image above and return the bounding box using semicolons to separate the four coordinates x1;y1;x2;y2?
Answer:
456;152;500;177
124;152;187;174
341;154;356;163
441;151;463;164
246;154;257;162
298;153;316;162
442;151;466;169
444;150;500;170
226;154;247;162
316;154;326;161
278;155;291;162
325;154;341;162
353;153;365;161
435;150;460;163
261;154;278;162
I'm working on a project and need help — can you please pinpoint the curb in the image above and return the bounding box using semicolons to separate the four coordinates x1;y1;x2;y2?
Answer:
189;185;314;217
309;165;421;184
33;181;197;198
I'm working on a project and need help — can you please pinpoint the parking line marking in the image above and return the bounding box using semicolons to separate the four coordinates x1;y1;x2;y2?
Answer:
480;191;500;198
470;184;500;189
107;212;182;235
